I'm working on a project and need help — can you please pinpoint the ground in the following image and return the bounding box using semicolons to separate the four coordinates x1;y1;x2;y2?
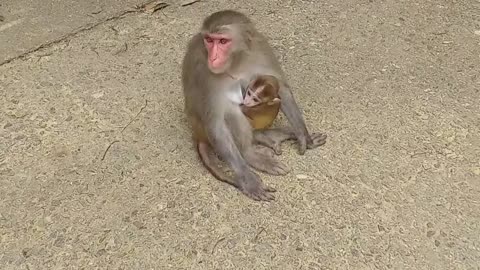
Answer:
0;0;479;269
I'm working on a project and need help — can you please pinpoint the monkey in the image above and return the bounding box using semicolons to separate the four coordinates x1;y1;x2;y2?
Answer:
181;10;327;201
240;74;281;130
197;75;286;186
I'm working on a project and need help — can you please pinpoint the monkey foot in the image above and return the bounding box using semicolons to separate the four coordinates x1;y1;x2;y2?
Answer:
253;128;296;155
245;145;290;175
236;171;276;201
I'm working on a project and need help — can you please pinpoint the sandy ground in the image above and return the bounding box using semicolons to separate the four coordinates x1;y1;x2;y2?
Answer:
1;0;479;269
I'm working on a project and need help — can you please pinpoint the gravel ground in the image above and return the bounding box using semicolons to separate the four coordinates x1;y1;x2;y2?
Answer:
1;0;479;269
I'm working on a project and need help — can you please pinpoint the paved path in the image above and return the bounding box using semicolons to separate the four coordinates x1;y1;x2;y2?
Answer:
1;0;479;269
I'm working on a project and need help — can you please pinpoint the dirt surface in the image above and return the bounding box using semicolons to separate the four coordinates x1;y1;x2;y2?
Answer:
1;0;479;269
0;0;145;64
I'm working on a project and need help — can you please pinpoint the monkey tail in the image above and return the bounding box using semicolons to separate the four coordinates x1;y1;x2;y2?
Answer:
197;142;238;188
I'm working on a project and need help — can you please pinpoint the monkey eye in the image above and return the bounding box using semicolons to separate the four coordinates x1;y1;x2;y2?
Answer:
205;37;213;43
219;38;229;44
247;91;251;96
253;97;259;102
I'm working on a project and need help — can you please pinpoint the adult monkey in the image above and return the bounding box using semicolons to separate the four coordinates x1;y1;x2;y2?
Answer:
181;10;327;201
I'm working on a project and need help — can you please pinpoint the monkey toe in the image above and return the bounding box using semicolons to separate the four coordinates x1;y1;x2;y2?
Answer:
272;144;283;155
261;160;290;175
273;163;290;175
307;133;327;149
236;172;275;201
265;185;277;192
243;187;275;201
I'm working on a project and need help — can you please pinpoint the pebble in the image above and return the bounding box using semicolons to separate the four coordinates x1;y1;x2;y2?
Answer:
92;92;104;99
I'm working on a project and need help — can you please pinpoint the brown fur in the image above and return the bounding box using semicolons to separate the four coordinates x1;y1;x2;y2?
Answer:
181;10;327;201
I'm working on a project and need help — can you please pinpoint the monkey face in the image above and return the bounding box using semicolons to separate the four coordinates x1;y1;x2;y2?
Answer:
203;33;233;73
243;87;262;107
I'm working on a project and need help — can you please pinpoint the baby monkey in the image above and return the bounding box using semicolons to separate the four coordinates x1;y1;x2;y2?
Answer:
240;75;281;130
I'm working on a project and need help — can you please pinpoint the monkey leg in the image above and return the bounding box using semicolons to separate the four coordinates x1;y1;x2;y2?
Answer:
216;112;277;201
244;144;290;176
197;141;237;187
253;127;297;155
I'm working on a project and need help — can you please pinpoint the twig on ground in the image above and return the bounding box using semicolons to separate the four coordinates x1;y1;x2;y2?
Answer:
211;237;225;254
101;140;120;161
121;99;148;132
253;227;266;242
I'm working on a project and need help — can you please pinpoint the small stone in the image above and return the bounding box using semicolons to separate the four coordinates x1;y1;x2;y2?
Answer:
51;200;61;206
14;134;26;140
21;249;30;258
133;221;146;229
96;249;106;256
472;167;480;176
434;240;440;247
426;222;434;228
296;174;311;180
54;235;65;247
427;230;435;237
92;92;104;99
65;115;73;121
474;30;480;36
377;225;385;232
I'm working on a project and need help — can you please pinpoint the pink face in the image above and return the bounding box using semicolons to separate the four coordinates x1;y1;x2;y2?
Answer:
204;33;233;72
243;87;262;107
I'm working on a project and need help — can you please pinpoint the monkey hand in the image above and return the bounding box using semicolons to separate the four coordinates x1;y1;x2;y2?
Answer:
236;170;276;201
306;132;328;151
295;131;327;155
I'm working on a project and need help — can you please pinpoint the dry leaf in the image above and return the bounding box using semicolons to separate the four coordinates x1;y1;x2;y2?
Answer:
181;0;200;7
144;1;169;14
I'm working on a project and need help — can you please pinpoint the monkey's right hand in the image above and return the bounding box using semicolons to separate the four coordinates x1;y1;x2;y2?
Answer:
236;170;276;201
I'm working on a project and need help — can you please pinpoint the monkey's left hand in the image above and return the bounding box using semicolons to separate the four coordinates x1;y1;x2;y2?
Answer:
295;132;328;155
306;133;327;150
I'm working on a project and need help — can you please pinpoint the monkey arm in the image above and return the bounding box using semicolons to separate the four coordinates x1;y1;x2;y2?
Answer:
277;82;311;154
203;114;250;175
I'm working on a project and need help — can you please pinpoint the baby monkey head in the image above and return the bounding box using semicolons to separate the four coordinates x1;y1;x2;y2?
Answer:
243;75;281;107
